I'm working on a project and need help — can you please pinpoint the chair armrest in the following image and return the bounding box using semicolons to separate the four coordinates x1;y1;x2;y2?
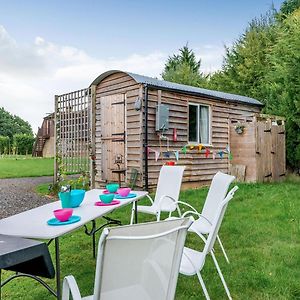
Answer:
146;194;154;205
62;275;82;300
176;200;200;215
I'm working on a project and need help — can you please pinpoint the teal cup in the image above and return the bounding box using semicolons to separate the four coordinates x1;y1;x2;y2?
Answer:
58;192;71;208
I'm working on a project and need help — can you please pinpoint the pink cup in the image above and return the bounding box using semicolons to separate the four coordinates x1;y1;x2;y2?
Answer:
117;187;131;197
54;208;73;222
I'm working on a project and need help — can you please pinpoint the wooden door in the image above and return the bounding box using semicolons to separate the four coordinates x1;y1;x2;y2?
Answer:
271;124;286;181
100;94;125;182
256;120;272;182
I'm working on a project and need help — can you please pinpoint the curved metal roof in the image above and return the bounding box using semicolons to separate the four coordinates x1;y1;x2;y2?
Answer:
91;70;263;107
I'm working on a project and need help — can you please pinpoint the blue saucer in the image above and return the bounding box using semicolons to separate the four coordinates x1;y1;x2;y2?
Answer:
47;215;81;226
115;193;137;199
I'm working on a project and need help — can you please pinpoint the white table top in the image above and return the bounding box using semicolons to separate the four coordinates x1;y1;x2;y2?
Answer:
0;189;148;240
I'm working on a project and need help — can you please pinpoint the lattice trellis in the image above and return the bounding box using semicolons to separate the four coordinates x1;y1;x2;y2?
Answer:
55;88;92;176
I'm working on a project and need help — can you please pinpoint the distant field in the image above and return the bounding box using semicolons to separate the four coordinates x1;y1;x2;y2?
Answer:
0;156;54;178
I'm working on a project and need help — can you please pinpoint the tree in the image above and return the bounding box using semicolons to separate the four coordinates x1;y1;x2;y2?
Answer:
278;0;300;19
264;10;300;170
162;45;207;86
0;107;33;140
13;134;35;155
208;11;277;102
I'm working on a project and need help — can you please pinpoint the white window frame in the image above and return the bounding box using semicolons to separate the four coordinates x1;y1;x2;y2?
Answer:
188;102;212;146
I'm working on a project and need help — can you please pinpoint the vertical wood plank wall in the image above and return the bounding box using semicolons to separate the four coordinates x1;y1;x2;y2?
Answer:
230;123;257;182
94;73;143;187
230;120;286;183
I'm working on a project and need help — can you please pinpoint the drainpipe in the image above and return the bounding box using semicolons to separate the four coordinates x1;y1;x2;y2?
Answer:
144;84;149;190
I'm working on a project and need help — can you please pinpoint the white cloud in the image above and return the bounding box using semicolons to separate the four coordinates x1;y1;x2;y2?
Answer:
0;25;224;133
195;44;225;74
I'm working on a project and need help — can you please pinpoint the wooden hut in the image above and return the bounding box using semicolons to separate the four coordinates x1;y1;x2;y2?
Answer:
91;70;266;189
55;70;286;189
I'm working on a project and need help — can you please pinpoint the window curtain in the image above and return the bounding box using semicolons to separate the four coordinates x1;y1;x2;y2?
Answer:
199;106;209;144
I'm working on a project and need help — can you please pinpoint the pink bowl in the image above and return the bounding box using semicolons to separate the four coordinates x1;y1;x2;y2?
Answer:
54;208;73;222
117;187;131;197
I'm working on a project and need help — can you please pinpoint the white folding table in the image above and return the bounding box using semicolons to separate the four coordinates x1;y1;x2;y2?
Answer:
0;189;148;299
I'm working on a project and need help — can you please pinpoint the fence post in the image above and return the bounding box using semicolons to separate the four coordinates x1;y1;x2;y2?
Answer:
54;95;58;183
90;85;96;189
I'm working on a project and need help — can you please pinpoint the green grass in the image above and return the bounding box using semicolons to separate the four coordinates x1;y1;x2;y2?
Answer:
2;180;300;299
0;156;54;178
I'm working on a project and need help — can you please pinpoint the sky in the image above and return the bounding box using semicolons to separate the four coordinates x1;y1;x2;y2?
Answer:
0;0;283;133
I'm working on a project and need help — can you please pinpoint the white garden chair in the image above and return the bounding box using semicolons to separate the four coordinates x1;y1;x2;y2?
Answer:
180;186;238;300
62;218;192;300
130;166;185;224
175;171;235;263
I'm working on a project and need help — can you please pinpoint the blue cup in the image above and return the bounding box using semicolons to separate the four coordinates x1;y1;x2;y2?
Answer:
58;192;71;208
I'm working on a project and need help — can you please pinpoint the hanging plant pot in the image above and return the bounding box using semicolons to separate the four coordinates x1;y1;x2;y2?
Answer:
235;124;245;134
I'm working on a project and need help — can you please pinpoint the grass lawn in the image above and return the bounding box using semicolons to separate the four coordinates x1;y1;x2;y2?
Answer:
2;180;300;299
0;156;54;178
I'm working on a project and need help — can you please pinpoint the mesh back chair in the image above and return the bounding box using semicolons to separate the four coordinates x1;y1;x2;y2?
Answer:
62;218;192;300
129;168;139;190
173;172;235;263
180;186;238;300
130;166;185;224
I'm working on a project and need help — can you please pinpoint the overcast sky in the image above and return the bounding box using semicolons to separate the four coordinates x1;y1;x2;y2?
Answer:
0;0;283;133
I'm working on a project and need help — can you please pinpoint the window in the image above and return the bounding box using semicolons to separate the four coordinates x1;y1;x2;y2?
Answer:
188;103;210;144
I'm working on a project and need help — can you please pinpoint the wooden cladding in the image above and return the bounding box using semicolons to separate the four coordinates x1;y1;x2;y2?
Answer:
230;118;285;183
93;71;265;190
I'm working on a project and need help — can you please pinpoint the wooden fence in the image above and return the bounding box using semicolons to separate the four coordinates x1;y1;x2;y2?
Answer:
230;115;286;183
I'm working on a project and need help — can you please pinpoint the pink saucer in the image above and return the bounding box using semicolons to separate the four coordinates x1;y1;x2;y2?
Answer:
103;189;118;194
95;200;121;206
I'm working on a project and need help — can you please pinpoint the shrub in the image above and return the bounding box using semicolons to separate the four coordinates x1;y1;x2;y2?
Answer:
13;134;35;155
0;136;10;154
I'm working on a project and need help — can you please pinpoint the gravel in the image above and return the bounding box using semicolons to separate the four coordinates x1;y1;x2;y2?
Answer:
0;176;54;219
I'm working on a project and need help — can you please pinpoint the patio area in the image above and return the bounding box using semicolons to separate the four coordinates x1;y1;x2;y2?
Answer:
1;179;299;299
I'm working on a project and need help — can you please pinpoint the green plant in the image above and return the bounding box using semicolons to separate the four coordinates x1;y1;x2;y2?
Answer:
0;135;9;154
13;134;35;155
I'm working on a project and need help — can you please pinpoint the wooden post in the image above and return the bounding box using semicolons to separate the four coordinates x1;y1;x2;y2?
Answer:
54;95;58;183
90;85;96;188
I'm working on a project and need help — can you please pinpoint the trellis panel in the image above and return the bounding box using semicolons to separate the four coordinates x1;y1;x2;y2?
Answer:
55;88;91;176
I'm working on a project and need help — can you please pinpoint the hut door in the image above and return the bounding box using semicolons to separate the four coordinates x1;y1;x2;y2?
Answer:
100;94;126;182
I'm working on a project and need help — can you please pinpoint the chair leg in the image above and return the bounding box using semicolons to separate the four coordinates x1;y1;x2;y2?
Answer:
211;252;232;300
130;203;135;225
217;235;230;264
156;212;161;221
196;271;210;300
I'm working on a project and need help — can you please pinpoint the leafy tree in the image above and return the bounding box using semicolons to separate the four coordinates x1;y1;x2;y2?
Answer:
0;107;33;140
206;5;300;171
0;136;10;154
208;11;277;102
13;134;35;155
277;0;300;19
264;10;300;170
162;45;207;86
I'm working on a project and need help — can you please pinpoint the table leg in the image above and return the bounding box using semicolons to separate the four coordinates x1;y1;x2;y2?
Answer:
55;238;61;300
134;201;138;224
92;220;96;259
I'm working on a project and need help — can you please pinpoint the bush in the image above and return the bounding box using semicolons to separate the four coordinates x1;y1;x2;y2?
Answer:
13;134;35;155
0;136;10;154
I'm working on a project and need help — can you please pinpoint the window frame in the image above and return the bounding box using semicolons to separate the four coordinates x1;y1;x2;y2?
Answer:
188;102;212;146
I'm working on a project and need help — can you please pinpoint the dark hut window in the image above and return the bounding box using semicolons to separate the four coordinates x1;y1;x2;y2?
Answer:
188;103;210;145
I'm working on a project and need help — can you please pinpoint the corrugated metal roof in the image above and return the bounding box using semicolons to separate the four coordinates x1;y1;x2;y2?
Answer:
91;70;263;107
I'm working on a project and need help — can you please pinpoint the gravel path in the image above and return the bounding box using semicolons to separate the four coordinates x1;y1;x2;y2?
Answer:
0;176;54;219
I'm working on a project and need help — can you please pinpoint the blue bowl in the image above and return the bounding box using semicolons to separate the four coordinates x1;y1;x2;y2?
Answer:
106;183;119;193
99;193;114;204
70;190;86;207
